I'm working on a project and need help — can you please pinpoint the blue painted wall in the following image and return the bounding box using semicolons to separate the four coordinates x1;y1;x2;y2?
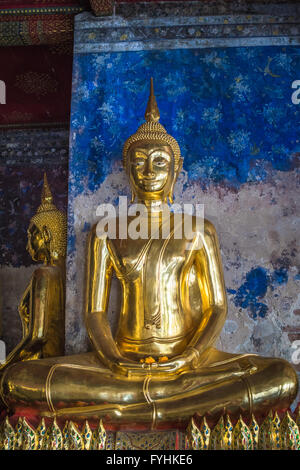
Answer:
70;46;300;199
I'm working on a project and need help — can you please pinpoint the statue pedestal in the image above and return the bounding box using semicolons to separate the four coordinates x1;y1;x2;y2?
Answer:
1;409;299;450
109;430;185;450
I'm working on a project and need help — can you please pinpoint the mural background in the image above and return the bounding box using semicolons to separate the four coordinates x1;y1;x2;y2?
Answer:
69;46;300;197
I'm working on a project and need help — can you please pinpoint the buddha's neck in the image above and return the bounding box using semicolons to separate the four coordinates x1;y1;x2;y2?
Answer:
138;199;166;212
137;199;171;230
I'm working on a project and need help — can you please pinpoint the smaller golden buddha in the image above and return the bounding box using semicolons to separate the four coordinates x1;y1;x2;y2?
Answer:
0;174;67;374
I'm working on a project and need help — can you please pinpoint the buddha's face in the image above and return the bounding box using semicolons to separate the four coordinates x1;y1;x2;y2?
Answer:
129;142;175;200
26;223;48;262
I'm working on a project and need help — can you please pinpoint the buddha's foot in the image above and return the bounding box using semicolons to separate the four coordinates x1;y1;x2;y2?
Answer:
42;403;125;418
41;402;153;424
40;361;260;424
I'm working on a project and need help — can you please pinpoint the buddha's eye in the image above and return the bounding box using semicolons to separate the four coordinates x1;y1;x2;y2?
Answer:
133;152;146;168
153;157;168;168
133;159;145;168
151;150;170;168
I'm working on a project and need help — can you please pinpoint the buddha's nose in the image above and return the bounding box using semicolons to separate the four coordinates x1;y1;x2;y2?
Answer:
144;160;155;179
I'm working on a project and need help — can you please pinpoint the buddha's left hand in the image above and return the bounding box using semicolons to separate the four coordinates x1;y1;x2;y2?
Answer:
115;349;199;377
153;348;200;374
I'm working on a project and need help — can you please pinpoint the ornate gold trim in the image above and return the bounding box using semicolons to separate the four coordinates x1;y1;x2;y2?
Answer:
1;410;299;450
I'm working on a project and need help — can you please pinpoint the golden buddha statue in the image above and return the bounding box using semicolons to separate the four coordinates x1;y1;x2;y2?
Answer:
0;81;297;429
0;174;66;373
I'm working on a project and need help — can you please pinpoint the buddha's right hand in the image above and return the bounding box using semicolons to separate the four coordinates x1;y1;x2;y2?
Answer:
112;359;181;377
112;359;150;377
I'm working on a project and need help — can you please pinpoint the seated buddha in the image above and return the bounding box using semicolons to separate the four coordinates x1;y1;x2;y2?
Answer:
0;80;298;429
0;174;66;374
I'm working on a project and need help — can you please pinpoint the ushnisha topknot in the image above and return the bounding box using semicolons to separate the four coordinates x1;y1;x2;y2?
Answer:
122;78;182;171
30;173;67;258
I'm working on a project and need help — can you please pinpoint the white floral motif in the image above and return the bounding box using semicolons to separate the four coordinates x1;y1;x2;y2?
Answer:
201;51;227;69
228;130;251;154
202;105;223;129
262;104;284;126
274;53;292;73
230;75;251;102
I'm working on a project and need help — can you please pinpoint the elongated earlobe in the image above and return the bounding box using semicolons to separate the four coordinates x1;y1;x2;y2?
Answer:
168;178;175;204
42;226;52;245
42;226;52;263
51;250;59;261
168;158;183;204
130;190;135;204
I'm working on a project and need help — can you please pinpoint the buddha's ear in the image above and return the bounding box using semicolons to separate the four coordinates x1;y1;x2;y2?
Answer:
173;157;183;185
177;158;183;175
42;225;52;246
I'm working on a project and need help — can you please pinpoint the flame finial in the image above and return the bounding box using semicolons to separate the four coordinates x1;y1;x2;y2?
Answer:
41;172;53;205
123;78;182;171
145;77;160;123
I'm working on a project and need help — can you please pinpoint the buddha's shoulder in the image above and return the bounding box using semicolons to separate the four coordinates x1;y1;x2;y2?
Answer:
89;219;120;239
203;217;217;235
195;217;218;240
